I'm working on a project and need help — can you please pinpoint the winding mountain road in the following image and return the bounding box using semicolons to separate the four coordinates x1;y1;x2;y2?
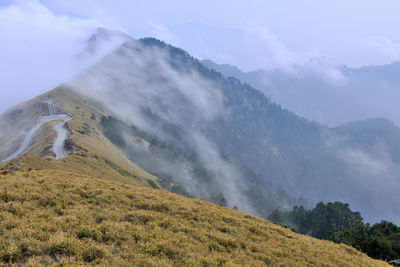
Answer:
1;102;72;162
52;119;71;159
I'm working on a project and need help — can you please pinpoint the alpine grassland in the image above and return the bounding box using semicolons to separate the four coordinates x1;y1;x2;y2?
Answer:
0;168;388;266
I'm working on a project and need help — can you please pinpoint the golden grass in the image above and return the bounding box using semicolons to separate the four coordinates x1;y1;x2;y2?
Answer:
3;154;156;188
0;169;388;266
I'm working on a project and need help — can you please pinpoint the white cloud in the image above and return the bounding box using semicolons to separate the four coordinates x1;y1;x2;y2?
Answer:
366;35;400;60
0;0;112;113
300;57;347;84
339;148;389;174
145;21;179;46
241;22;302;69
70;41;256;213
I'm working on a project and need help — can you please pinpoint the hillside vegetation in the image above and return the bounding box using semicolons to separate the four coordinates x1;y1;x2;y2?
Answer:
0;168;388;266
269;202;400;263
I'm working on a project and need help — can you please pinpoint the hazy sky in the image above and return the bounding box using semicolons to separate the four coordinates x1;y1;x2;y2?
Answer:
1;0;400;113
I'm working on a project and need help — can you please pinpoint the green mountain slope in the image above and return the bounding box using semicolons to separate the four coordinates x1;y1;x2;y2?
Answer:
69;37;400;224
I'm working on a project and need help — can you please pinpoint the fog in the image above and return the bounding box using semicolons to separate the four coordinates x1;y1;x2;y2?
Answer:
67;39;400;223
0;1;127;114
39;0;400;70
203;59;400;127
329;140;400;223
3;0;400;115
69;41;257;214
1;0;400;224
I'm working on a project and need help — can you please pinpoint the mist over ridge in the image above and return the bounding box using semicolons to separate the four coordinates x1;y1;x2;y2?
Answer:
1;24;399;224
68;38;306;217
58;35;400;224
202;59;400;127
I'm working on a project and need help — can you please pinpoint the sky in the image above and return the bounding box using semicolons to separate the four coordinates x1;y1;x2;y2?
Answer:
1;0;400;113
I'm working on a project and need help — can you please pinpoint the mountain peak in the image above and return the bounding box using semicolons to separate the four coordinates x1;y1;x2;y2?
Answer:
85;27;133;55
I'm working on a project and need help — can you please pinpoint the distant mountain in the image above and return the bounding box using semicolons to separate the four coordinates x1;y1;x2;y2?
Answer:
201;60;246;80
202;59;400;127
333;118;400;162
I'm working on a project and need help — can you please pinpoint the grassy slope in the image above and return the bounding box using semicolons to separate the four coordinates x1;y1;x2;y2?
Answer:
51;86;160;187
0;169;388;266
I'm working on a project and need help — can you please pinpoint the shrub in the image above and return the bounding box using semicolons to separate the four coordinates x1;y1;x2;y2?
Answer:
45;237;76;258
82;246;105;262
123;213;154;225
76;228;101;242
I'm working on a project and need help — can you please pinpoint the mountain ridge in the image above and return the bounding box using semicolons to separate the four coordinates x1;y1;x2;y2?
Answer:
201;59;400;127
2;36;400;225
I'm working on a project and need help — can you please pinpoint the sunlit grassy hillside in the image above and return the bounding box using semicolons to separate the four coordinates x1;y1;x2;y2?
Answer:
0;169;388;266
0;86;160;188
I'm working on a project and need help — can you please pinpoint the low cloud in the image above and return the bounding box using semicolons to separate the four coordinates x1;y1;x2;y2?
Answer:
145;21;180;47
300;57;347;85
70;40;256;213
329;140;400;223
241;22;302;69
0;0;124;114
366;35;400;60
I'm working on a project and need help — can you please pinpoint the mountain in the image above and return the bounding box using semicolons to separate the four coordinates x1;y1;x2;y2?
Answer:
2;37;400;225
0;39;306;220
332;118;400;163
0;33;397;265
202;59;400;127
201;59;246;80
199;58;400;223
84;27;133;55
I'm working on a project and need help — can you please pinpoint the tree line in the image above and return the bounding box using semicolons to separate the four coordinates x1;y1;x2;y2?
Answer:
268;202;400;264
